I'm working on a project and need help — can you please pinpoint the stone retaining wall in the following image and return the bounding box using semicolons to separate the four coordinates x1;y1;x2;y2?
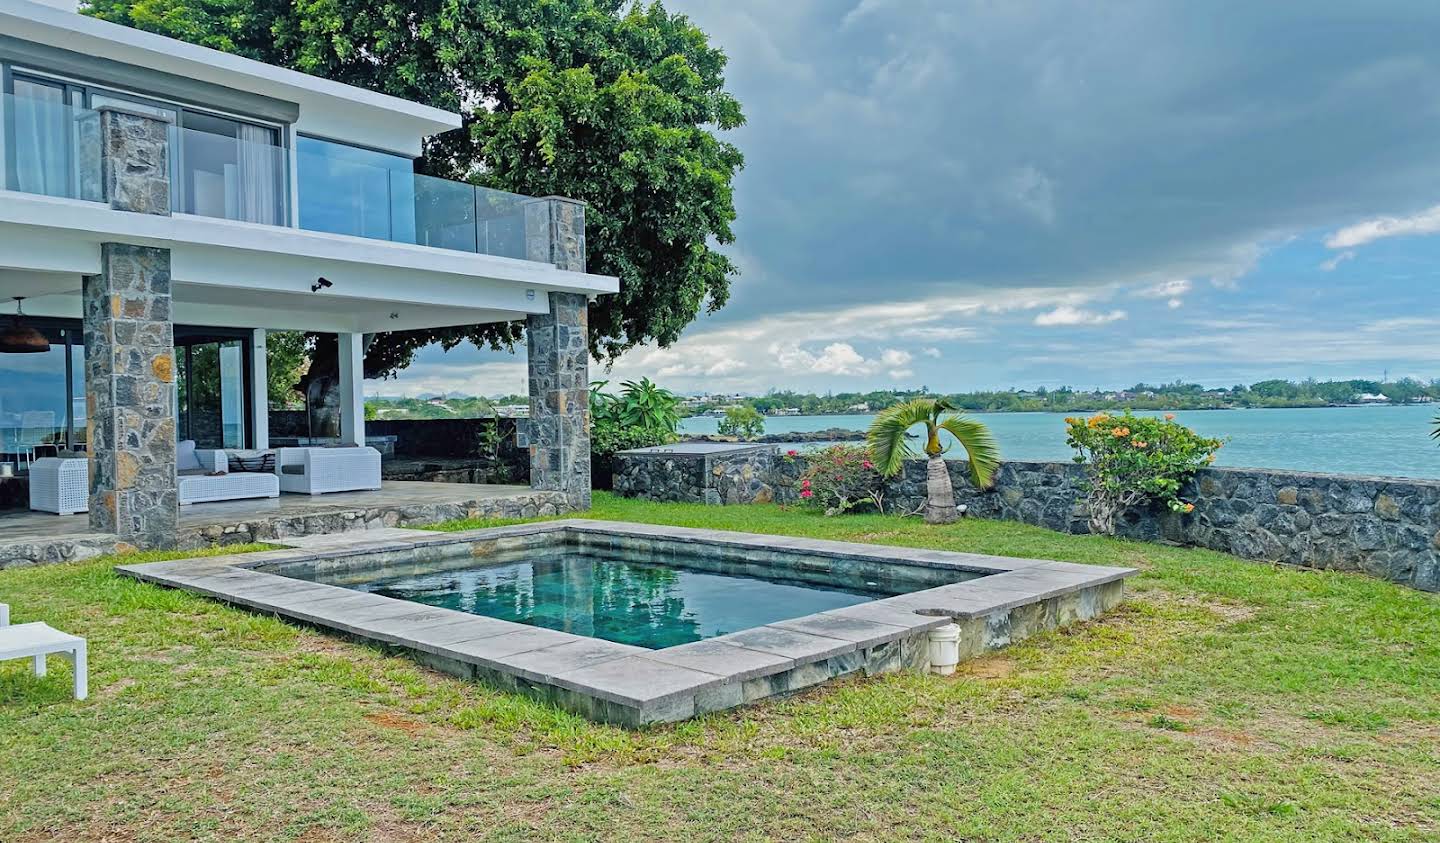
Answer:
613;445;780;505
619;452;1440;592
178;488;566;549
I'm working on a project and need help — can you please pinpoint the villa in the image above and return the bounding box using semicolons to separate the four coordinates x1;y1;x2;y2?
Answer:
0;0;617;562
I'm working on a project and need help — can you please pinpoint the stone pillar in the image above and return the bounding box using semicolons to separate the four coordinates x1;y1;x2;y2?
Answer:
99;106;173;216
525;197;590;509
83;106;177;547
523;196;587;271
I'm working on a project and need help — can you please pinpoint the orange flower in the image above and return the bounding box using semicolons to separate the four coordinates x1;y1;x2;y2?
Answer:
1111;426;1131;437
1164;413;1175;421
1183;503;1195;513
1132;440;1147;448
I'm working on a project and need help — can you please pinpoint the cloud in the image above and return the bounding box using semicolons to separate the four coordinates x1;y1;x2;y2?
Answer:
1326;205;1440;249
1136;278;1193;308
1319;250;1356;271
879;348;915;378
922;347;942;358
669;0;1440;322
1033;306;1128;327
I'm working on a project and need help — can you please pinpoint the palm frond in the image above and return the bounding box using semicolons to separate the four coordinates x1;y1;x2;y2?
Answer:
938;415;1001;489
867;398;937;477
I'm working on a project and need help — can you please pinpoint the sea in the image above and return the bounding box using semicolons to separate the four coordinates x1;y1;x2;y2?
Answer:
677;404;1440;480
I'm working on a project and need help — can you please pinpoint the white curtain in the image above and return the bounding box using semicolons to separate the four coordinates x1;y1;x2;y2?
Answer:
237;123;281;225
12;84;68;197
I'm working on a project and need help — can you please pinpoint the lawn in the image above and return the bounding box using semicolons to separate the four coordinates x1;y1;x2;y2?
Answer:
1;493;1437;841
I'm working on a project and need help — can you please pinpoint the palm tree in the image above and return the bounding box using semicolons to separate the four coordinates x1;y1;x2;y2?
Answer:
867;398;1001;524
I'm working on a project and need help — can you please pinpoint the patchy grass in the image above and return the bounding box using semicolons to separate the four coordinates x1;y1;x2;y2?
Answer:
1;495;1437;841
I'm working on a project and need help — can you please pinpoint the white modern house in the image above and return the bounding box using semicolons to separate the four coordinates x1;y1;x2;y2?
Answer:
0;0;615;551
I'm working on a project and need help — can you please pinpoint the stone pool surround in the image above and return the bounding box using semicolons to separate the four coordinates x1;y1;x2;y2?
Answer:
117;520;1135;726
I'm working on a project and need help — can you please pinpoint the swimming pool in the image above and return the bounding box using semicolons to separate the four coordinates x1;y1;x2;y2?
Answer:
294;541;971;649
120;521;1136;726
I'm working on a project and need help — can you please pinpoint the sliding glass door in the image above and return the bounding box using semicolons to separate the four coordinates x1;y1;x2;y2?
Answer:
176;337;247;450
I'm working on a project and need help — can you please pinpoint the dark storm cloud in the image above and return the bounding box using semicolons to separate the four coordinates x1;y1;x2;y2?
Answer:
671;0;1440;315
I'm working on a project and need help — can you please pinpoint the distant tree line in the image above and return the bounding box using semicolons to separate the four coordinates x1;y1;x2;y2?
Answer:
686;378;1438;417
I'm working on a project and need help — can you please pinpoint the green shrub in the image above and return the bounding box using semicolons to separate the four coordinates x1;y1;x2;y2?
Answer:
717;405;765;439
796;444;885;516
589;378;682;482
1065;411;1223;535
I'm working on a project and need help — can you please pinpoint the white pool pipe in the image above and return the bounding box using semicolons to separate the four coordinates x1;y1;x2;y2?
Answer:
928;622;961;675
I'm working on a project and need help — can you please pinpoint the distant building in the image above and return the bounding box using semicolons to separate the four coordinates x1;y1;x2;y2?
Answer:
1357;393;1390;404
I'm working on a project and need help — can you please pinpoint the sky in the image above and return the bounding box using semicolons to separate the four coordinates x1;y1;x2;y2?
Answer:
379;0;1440;399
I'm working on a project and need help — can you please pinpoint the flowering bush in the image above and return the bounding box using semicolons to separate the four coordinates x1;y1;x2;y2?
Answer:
1065;412;1223;535
795;444;885;516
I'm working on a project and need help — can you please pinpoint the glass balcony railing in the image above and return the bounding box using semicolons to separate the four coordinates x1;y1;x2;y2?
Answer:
3;92;537;261
1;91;288;224
296;141;531;259
1;92;104;203
170;119;289;227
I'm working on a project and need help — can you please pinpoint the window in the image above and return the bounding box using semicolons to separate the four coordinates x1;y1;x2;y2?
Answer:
177;111;285;225
0;321;81;472
3;68;287;224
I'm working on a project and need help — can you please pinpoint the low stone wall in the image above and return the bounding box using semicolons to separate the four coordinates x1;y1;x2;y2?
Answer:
613;444;780;505
619;452;1439;592
179;488;567;548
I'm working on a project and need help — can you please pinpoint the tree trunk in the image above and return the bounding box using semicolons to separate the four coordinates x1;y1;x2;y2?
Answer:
297;333;373;440
923;455;959;524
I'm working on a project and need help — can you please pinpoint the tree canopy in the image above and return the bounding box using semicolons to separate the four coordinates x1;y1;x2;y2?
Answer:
85;0;744;378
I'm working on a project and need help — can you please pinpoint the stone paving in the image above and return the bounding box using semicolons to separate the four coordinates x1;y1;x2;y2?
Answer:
117;520;1136;727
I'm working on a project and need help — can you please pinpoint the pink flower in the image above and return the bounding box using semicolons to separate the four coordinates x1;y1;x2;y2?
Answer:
800;489;813;499
786;449;799;457
862;460;874;470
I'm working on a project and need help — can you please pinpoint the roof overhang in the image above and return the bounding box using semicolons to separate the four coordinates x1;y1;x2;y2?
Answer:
0;0;462;156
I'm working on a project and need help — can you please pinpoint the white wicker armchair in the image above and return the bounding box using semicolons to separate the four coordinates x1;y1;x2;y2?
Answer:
275;447;382;495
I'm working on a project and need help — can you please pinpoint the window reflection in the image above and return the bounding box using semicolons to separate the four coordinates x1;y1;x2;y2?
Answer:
297;137;416;241
0;324;68;473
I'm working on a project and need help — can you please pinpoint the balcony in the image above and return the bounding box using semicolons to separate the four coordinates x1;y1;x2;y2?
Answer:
1;92;534;261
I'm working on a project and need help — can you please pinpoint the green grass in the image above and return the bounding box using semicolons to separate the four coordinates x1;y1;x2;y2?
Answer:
1;493;1437;841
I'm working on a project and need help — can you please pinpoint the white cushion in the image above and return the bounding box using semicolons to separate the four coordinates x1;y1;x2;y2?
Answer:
176;440;202;473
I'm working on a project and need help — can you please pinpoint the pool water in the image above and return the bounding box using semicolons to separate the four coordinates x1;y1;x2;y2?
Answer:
345;548;901;649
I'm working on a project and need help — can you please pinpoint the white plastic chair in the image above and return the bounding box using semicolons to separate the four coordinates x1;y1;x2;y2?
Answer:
0;603;88;700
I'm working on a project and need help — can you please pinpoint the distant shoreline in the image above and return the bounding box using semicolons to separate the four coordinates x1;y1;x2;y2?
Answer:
682;402;1433;421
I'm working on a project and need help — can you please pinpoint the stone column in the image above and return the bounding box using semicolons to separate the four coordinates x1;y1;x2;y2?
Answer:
525;197;591;510
523;196;587;271
83;106;178;547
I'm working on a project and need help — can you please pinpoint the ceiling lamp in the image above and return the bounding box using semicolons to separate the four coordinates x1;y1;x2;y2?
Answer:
0;298;51;354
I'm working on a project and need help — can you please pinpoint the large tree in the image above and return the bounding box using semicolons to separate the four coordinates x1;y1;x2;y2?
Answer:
86;0;743;422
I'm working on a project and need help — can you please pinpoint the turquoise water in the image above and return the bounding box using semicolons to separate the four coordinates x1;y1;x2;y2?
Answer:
679;404;1440;479
351;549;897;649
